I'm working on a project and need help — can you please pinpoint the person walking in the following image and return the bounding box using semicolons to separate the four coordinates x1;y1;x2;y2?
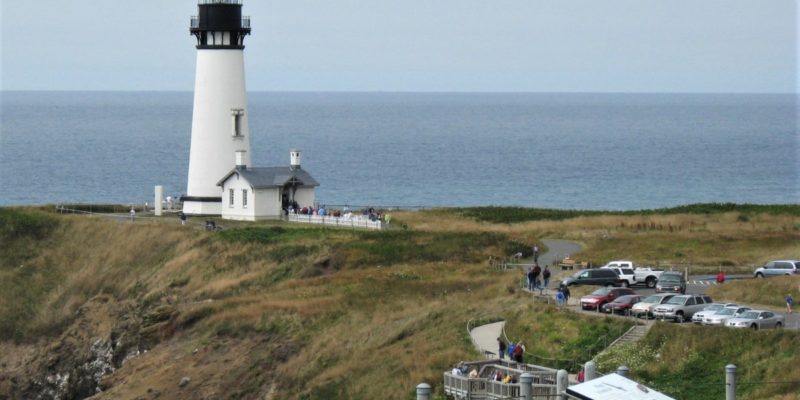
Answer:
497;337;507;360
129;207;136;223
533;245;539;263
527;267;535;291
542;265;552;289
716;270;725;284
786;293;794;314
562;285;571;305
179;211;187;226
532;264;542;291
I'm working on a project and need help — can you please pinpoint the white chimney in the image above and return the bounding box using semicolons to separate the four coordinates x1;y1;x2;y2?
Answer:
235;150;247;169
290;149;301;170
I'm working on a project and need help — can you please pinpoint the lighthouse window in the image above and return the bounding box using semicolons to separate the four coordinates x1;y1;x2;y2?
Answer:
229;189;235;207
242;189;248;208
231;109;244;137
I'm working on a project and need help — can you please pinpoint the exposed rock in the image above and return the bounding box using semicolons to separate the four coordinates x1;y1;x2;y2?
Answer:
178;377;191;388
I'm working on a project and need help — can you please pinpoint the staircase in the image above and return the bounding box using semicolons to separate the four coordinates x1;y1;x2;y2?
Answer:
601;323;651;354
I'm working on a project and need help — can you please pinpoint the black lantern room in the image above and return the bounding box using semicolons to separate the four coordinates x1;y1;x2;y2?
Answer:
190;0;251;49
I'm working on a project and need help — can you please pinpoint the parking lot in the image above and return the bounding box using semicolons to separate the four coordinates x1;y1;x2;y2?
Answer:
569;275;800;329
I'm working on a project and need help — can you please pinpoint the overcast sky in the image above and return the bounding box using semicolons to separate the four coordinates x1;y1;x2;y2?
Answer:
1;0;797;92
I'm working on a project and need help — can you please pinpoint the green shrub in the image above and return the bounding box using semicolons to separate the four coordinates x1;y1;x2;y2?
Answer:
451;203;800;224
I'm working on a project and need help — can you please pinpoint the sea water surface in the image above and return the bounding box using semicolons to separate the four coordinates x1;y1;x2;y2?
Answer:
1;92;797;210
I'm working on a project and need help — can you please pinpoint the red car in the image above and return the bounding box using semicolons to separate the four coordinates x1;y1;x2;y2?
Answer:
601;294;644;315
580;287;637;310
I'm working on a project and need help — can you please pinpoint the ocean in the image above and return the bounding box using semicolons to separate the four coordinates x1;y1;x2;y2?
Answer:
1;91;797;210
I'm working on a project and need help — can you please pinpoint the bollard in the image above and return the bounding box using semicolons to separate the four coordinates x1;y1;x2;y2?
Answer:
616;365;629;378
556;369;569;400
725;364;736;400
519;373;533;400
584;361;597;381
416;383;431;400
154;185;163;216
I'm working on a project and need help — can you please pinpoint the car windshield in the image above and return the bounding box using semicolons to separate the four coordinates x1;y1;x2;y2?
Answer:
739;311;759;319
659;277;681;284
615;295;639;304
642;295;662;303
704;304;725;312
717;308;737;316
666;296;688;305
591;288;611;296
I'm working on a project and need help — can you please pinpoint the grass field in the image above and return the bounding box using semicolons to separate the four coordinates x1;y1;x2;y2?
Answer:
1;204;798;399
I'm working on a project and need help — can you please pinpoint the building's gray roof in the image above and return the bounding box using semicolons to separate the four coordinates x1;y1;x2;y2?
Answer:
217;166;319;188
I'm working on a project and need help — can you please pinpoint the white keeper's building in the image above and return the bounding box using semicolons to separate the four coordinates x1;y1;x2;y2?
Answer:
218;150;318;221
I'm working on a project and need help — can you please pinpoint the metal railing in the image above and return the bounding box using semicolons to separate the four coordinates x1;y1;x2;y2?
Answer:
198;0;242;5
286;213;382;230
190;16;250;29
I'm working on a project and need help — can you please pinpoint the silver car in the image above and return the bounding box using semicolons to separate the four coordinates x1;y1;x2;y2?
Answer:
692;303;739;324
631;293;675;319
726;310;785;330
754;260;800;278
703;306;751;326
653;294;712;323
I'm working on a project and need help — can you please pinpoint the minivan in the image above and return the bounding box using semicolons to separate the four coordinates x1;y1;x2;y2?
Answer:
561;269;624;287
655;272;686;294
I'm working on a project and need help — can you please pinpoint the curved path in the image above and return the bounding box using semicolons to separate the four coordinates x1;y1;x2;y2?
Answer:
470;321;506;357
469;239;583;355
538;239;583;267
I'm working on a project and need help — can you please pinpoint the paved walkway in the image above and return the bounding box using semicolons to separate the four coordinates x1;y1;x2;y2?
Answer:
470;321;505;357
538;239;583;267
469;239;584;355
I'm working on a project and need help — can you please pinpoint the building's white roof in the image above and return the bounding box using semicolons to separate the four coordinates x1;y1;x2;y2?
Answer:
566;374;675;400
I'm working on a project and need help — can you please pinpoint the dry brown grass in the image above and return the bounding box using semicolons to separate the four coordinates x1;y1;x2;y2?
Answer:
3;207;799;399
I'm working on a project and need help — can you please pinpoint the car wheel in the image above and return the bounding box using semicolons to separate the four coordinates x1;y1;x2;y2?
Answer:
646;277;656;288
756;273;764;279
750;324;759;331
621;281;629;288
676;312;685;323
776;322;783;329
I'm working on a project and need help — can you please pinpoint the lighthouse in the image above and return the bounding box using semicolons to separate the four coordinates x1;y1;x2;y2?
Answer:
183;0;252;215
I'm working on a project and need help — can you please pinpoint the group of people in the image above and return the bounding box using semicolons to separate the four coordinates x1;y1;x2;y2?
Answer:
496;338;525;363
450;363;479;379
526;264;551;294
284;204;388;223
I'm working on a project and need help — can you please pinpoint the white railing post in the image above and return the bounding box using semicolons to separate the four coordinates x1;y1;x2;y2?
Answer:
519;373;533;400
416;383;431;400
584;360;596;381
556;369;568;400
726;364;736;400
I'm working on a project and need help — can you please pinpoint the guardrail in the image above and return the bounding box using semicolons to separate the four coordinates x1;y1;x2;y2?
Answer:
287;213;382;230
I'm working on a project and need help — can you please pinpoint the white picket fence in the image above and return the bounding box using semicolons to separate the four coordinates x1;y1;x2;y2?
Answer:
287;214;383;230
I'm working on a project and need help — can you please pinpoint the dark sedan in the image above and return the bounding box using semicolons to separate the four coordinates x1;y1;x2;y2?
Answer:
601;295;644;315
580;287;637;310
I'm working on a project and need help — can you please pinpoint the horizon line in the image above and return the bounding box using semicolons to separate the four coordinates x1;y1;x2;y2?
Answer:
1;89;797;95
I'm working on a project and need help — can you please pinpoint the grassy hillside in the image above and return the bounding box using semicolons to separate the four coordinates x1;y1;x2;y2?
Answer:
595;324;800;400
399;206;800;268
1;205;798;399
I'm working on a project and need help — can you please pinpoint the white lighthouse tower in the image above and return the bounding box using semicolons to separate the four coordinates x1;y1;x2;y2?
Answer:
183;0;252;215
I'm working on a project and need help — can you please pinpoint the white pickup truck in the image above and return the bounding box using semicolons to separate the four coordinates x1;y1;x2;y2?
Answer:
600;260;664;288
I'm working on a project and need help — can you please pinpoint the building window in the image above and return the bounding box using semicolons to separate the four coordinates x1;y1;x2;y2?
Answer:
242;189;248;208
229;189;235;207
231;109;244;137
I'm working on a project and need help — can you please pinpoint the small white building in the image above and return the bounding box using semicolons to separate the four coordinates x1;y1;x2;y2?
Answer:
217;150;318;221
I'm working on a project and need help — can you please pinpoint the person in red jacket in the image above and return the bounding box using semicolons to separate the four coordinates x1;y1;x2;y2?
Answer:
716;270;725;284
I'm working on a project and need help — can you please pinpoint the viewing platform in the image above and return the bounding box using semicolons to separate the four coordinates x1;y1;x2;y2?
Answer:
443;359;563;400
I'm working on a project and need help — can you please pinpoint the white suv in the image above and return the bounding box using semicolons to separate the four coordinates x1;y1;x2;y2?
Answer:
653;294;713;323
754;260;799;278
